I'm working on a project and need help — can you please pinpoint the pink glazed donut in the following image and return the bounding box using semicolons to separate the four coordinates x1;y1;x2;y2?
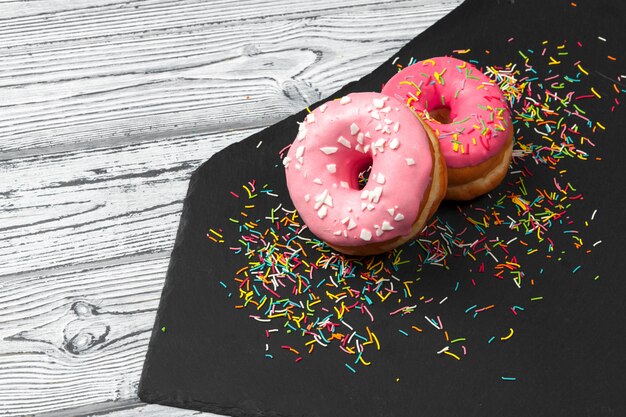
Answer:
283;92;447;256
382;56;514;200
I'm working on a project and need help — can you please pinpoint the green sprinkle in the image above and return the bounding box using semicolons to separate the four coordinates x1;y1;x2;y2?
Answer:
501;376;517;381
161;326;166;333
531;296;543;301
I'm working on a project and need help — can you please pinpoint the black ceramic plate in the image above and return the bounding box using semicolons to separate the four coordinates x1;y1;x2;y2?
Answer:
139;1;626;416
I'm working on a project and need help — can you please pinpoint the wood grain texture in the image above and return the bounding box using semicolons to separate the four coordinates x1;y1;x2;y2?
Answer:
0;0;461;158
0;0;463;415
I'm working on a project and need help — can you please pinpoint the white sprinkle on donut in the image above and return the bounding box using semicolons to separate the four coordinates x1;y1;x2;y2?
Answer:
373;98;385;109
382;220;394;231
360;229;372;241
317;206;328;219
389;138;400;150
406;158;415;166
347;218;357;230
320;146;338;155
337;136;351;148
350;123;360;135
326;164;336;173
313;178;323;184
340;96;351;104
394;213;405;221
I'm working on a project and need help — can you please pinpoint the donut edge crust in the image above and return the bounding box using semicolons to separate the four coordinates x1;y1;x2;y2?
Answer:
445;130;514;200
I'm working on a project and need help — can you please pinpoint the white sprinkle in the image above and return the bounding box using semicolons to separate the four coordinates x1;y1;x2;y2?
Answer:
296;146;305;158
406;158;415;166
350;123;360;135
306;113;315;123
375;124;382;132
355;144;365;153
383;118;392;125
320;146;338;155
393;122;400;132
326;164;337;173
373;98;385;108
296;123;307;141
375;228;383;237
341;217;350;224
389;138;400;149
394;213;405;221
340;181;349;189
319;103;328;112
360;202;368;211
360;190;369;200
369;186;383;203
364;131;371;138
376;173;385;184
324;194;333;207
295;163;302;171
439;297;448;305
314;189;328;209
374;138;386;153
313;178;323;185
357;133;364;144
366;203;375;211
333;230;342;235
370;110;380;120
282;156;291;167
387;208;395;216
363;144;370;153
257;140;263;148
598;36;606;42
340;96;351;104
304;194;310;202
317;206;328;219
381;220;394;231
593;240;602;247
591;209;597;220
347;219;357;230
337;136;351;148
380;106;391;114
360;229;372;241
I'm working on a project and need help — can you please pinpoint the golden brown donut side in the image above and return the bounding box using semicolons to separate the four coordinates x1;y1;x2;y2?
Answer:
445;130;514;200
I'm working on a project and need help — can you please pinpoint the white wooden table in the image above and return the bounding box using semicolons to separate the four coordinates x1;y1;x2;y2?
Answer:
0;1;462;415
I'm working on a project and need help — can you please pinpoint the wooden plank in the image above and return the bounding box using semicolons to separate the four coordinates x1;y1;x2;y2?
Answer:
0;0;462;156
0;128;256;278
0;256;169;416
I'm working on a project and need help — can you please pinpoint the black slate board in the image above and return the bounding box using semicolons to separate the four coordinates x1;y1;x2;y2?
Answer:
139;1;626;416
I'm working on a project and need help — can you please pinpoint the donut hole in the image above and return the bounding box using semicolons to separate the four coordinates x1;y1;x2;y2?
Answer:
354;155;373;190
429;106;453;124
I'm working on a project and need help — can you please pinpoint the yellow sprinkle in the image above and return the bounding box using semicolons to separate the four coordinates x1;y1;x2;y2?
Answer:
501;328;515;341
591;87;601;99
444;351;461;360
596;121;605;130
577;64;589;75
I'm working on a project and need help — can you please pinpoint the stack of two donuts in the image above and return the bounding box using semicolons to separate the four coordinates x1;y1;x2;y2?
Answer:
283;57;514;255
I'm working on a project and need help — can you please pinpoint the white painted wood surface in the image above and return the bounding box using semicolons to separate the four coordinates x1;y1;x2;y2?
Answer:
0;1;463;415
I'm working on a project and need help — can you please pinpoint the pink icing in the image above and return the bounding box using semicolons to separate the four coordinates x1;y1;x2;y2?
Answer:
382;56;513;168
283;92;433;247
